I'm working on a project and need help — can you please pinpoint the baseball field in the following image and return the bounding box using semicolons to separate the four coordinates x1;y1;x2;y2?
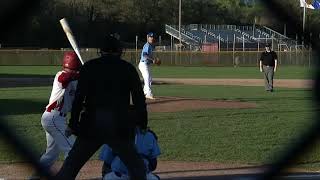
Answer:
0;65;317;179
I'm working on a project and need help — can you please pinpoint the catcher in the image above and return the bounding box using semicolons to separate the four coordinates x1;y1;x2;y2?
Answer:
100;106;161;180
138;32;161;100
100;127;161;180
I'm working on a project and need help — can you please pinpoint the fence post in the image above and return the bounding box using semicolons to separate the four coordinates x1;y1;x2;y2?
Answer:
242;34;245;52
310;33;312;49
170;35;173;65
171;35;173;51
258;35;260;51
295;34;298;52
218;34;221;52
135;35;138;64
227;36;229;51
272;34;274;50
309;44;312;68
233;34;236;65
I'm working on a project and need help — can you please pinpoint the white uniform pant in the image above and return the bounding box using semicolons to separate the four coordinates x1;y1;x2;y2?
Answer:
39;111;75;169
138;62;153;97
103;172;160;180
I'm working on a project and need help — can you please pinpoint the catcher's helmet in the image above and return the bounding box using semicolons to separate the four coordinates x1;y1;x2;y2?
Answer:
99;35;123;56
62;51;81;70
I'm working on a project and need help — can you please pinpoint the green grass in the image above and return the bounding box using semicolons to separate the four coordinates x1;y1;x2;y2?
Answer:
0;66;61;78
151;66;313;79
151;85;315;164
0;85;317;168
0;65;314;79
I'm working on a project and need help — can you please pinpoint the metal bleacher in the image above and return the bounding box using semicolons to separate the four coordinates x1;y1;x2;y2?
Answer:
165;24;296;50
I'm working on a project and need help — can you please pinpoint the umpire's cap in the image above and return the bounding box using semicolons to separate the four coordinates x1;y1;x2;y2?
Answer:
99;35;123;55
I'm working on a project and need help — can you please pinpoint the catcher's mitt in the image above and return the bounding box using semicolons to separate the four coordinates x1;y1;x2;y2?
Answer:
154;58;161;66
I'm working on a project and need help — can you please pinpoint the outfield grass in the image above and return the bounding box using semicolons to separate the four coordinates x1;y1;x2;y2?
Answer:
0;85;317;167
0;65;314;79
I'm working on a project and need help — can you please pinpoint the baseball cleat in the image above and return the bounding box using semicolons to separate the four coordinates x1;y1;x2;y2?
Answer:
146;95;156;100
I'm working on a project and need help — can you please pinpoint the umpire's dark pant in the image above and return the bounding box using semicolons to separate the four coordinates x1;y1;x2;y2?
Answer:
263;65;274;91
55;110;146;180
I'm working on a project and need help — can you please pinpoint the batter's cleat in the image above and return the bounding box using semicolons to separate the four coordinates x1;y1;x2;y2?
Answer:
146;95;156;100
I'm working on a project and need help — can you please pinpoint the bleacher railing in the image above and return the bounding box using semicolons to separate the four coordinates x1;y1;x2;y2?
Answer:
166;24;298;49
165;25;199;45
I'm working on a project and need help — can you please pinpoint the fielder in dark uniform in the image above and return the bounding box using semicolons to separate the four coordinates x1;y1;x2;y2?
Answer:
259;43;278;92
55;36;147;180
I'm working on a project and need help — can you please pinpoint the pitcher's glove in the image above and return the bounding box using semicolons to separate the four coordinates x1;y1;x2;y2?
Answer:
153;58;161;66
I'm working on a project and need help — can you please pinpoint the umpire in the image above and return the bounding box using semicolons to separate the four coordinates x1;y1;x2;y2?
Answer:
259;43;278;92
55;36;147;180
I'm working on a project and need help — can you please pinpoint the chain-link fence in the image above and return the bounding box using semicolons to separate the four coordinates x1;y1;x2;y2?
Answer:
0;49;314;67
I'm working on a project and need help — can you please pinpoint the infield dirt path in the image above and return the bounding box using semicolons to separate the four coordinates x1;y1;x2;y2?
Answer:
146;96;256;112
0;160;316;180
0;77;313;88
0;160;266;179
153;78;313;89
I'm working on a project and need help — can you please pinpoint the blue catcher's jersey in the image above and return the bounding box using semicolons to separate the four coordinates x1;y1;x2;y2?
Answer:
99;128;160;175
140;42;154;64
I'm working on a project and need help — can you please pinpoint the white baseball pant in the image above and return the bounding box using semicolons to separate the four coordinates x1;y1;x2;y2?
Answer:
39;110;75;169
138;62;153;97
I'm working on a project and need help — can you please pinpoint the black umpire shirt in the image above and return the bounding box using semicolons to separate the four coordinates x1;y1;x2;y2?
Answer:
69;55;147;137
260;51;277;66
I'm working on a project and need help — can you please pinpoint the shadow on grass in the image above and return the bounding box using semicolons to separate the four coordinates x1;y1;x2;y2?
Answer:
0;99;45;115
0;74;54;78
220;109;315;117
0;76;53;88
232;96;313;102
157;165;266;175
275;89;313;93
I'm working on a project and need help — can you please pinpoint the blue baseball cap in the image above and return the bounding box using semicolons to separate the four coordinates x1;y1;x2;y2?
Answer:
147;32;155;37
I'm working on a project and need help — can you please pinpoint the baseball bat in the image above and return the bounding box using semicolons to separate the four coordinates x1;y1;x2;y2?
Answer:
59;18;84;65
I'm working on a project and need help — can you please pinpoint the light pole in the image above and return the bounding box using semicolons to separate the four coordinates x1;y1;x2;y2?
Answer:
178;0;182;50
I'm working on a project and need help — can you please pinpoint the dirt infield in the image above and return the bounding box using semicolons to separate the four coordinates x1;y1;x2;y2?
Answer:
0;77;313;88
0;160;265;179
146;96;256;112
153;78;313;89
0;160;314;179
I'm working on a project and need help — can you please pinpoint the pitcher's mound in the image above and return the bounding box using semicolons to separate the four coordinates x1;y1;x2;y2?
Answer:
146;96;256;113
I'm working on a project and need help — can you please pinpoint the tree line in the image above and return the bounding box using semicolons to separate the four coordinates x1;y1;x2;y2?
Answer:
0;0;319;48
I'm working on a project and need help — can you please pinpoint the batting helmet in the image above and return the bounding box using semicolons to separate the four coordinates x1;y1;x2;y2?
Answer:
62;51;81;70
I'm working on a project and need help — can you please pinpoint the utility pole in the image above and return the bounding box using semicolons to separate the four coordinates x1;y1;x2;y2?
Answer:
178;0;182;50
